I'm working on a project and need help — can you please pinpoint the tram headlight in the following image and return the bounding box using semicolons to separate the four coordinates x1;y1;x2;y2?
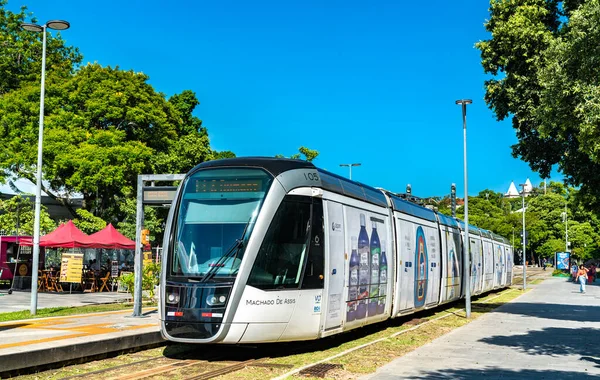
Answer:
166;293;180;304
206;294;227;306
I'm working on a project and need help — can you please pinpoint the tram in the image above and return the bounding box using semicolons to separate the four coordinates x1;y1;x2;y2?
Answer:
160;158;513;343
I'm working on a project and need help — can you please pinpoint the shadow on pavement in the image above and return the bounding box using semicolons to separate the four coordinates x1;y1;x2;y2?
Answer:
0;323;30;331
480;327;600;367
478;302;600;322
412;367;587;379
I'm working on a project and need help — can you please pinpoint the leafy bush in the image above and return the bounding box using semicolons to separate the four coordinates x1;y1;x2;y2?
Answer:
119;262;161;300
552;269;570;277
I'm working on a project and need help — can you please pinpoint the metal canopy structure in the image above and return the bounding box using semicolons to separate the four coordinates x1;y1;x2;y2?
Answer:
133;173;185;317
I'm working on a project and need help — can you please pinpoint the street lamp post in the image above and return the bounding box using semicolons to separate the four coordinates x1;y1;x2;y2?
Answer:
455;99;472;318
512;226;515;248
21;19;70;315
562;191;569;253
339;163;361;180
519;183;527;290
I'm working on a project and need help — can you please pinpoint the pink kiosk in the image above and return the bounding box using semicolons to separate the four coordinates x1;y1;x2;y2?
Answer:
0;236;45;291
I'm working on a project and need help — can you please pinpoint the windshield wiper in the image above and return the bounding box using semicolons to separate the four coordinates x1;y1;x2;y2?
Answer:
200;217;252;283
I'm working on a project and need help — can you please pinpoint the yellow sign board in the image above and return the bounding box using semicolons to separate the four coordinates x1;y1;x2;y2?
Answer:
143;251;153;267
60;253;84;283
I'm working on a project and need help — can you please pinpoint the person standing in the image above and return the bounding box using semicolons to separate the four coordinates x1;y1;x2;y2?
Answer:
572;263;579;282
588;264;596;284
577;265;589;293
542;258;547;271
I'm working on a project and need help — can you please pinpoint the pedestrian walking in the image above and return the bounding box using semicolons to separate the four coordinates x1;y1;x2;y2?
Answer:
572;263;579;282
577;265;589;293
542;258;547;271
588;264;596;284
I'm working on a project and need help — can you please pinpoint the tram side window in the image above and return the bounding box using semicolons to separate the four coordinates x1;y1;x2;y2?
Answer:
248;196;311;290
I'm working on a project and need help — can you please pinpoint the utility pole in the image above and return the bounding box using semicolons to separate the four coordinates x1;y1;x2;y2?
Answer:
519;183;527;290
339;163;361;180
456;98;472;318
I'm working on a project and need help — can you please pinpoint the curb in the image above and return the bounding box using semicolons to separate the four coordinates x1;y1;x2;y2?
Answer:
0;330;165;376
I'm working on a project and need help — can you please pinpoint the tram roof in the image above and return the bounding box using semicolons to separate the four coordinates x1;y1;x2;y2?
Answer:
188;157;315;177
187;157;389;207
479;229;492;239
317;169;388;207
436;212;459;228
385;192;437;222
456;219;482;235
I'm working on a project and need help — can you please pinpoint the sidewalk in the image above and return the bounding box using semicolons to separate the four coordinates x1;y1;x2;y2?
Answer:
363;276;600;379
0;290;130;312
0;307;163;375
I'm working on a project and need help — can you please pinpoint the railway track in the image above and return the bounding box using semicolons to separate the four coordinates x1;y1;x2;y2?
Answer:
19;278;541;380
57;343;294;380
48;286;522;380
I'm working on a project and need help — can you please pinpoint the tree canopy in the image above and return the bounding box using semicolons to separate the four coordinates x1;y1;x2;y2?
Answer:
0;1;239;240
477;0;600;209
446;181;600;264
0;63;226;223
275;146;319;162
0;0;81;96
0;195;55;235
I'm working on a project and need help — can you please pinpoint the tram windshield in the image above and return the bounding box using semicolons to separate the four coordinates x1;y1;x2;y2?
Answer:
170;168;273;279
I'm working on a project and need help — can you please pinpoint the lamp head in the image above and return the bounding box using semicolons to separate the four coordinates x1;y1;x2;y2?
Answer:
46;20;70;30
21;23;44;32
455;99;473;105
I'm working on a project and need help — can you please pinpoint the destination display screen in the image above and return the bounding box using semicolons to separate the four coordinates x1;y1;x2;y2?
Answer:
193;178;263;193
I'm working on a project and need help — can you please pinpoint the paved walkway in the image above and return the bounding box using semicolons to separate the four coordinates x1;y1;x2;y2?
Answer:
0;290;130;312
363;276;600;379
0;307;162;374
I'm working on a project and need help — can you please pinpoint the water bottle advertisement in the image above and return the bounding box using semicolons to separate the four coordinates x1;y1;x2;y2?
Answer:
345;208;390;325
445;229;461;300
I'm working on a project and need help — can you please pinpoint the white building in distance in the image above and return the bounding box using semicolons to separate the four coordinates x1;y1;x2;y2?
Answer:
505;178;534;198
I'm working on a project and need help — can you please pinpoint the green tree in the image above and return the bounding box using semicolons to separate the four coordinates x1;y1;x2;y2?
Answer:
568;221;599;260
276;146;319;162
537;238;565;259
0;64;220;222
116;195;164;242
0;0;82;96
0;195;55;235
477;0;600;208
73;208;106;234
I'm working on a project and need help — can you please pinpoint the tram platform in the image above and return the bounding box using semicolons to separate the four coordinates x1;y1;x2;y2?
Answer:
363;275;600;379
0;307;163;375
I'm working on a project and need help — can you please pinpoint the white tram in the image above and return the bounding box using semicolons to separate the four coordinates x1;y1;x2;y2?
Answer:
160;158;513;343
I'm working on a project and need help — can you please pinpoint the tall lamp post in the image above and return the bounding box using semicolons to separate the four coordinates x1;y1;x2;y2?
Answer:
519;183;527;290
21;19;70;315
562;190;569;253
340;163;361;180
455;99;472;318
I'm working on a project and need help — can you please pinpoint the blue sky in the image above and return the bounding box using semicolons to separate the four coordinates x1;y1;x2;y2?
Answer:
10;0;562;197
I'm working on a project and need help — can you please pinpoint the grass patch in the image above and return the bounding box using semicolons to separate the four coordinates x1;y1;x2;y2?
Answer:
229;288;526;380
0;301;157;322
13;345;171;380
8;288;525;380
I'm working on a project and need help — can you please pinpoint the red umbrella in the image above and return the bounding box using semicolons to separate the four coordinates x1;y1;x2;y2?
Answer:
88;223;135;250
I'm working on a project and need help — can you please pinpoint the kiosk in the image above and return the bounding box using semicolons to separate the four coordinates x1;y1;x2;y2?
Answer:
0;236;45;290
